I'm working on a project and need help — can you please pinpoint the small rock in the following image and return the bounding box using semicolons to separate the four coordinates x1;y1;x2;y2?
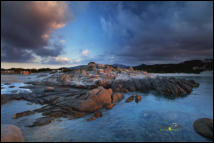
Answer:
87;111;102;121
125;95;134;103
124;89;129;93
73;112;86;118
44;87;55;92
9;86;15;88
193;118;213;140
68;116;73;120
135;94;142;103
94;111;102;118
86;116;96;121
12;110;35;119
105;104;115;110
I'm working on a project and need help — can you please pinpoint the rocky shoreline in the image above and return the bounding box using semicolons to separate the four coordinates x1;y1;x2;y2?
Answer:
1;62;200;127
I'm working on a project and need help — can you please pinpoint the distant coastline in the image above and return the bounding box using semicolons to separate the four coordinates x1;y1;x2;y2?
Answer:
1;59;213;74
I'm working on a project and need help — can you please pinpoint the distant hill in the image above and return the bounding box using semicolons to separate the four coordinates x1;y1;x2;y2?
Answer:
134;59;213;74
68;65;87;70
112;64;130;68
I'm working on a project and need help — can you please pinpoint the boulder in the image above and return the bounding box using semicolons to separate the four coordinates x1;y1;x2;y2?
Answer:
88;62;96;71
72;86;112;112
112;92;124;103
1;124;24;142
193;118;213;140
125;95;135;103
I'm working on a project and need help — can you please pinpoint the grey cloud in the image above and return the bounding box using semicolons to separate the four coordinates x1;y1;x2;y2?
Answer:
101;2;213;65
1;1;71;63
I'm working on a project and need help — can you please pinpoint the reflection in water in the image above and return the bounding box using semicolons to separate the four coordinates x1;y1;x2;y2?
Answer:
1;76;213;142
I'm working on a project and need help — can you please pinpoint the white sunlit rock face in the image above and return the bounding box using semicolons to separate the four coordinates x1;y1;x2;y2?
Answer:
40;63;154;89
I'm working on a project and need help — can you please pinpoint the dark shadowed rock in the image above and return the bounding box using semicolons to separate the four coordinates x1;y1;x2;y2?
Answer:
73;112;86;118
86;116;97;121
44;86;55;92
87;111;102;121
12;110;35;119
1;94;16;105
28;117;53;127
9;86;15;88
135;94;142;103
94;111;102;118
125;95;135;103
123;89;129;93
1;124;24;142
193;118;213;140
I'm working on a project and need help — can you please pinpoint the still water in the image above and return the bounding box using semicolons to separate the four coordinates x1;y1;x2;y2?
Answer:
1;75;213;142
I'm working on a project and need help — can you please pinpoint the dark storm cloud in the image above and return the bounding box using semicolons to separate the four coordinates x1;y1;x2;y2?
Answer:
1;1;71;62
100;2;213;65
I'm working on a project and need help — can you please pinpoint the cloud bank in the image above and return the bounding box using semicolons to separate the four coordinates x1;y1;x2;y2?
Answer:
100;2;213;65
1;1;71;63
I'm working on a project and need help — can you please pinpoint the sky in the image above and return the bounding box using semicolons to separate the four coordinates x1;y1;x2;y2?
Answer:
1;1;213;69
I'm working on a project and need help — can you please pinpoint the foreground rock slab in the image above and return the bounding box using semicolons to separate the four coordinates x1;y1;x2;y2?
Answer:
1;124;24;142
193;118;213;140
